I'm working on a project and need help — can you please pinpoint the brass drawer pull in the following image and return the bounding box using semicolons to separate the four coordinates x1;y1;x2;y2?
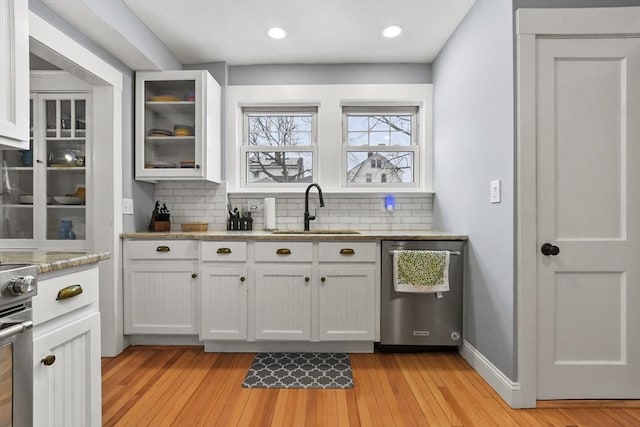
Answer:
339;248;355;255
276;248;291;255
41;355;56;366
156;245;171;252
56;284;83;300
217;247;232;254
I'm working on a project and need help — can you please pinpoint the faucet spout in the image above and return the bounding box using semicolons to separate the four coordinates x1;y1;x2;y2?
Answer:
304;183;324;231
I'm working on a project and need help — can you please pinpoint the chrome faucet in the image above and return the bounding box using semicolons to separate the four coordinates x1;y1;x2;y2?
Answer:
304;183;325;231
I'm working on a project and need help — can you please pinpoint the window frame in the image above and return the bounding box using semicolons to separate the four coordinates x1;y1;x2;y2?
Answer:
226;84;433;194
240;106;318;188
342;106;420;189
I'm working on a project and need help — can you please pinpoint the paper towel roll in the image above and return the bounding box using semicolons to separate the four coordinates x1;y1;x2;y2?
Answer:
264;197;276;230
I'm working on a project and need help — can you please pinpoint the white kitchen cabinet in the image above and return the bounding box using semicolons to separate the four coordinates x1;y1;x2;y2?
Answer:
253;241;313;341
0;0;29;149
200;241;248;340
318;242;377;341
32;266;101;427
1;92;92;250
123;240;199;334
254;266;313;341
200;266;248;340
135;70;221;182
318;266;375;341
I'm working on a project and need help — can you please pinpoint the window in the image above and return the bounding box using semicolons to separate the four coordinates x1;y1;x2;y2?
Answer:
343;107;419;186
242;107;317;185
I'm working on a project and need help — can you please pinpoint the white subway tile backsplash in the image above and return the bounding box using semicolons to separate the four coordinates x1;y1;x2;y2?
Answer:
153;181;433;231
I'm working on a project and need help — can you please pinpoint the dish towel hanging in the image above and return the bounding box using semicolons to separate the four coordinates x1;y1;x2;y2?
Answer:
392;250;450;294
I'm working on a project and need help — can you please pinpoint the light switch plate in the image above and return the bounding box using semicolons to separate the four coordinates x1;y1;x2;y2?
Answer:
123;198;134;215
490;180;501;203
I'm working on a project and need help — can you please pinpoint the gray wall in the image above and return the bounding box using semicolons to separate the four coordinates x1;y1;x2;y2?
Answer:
432;0;516;379
228;63;432;85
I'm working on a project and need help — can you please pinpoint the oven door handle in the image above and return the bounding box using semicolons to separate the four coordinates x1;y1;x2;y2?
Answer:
0;320;33;341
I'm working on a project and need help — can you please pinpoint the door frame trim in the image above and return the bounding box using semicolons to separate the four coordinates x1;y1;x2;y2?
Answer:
29;10;125;356
516;6;640;408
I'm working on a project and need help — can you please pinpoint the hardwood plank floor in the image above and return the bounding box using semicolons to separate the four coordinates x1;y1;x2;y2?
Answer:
102;346;640;426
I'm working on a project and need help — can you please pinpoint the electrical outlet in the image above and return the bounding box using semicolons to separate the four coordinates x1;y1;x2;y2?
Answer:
490;180;501;203
123;198;134;215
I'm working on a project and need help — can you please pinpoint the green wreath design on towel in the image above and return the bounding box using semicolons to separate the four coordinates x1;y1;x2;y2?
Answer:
397;251;446;286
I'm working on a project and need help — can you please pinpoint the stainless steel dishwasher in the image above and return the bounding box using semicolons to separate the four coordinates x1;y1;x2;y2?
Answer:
380;240;464;348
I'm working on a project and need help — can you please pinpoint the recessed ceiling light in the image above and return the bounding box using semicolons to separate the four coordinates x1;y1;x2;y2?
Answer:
382;25;403;39
268;27;287;40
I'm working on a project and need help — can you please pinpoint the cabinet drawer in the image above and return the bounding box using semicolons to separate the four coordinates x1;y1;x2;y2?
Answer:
201;241;247;262
33;267;99;325
126;240;198;259
319;242;377;263
255;242;313;262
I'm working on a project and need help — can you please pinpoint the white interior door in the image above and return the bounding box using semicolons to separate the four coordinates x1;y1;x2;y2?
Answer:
536;37;640;399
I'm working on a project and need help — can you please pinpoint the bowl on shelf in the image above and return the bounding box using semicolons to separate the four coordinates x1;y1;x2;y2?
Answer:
18;194;33;204
53;196;83;205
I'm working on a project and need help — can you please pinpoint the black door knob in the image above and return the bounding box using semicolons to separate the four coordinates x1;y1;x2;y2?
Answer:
541;243;560;256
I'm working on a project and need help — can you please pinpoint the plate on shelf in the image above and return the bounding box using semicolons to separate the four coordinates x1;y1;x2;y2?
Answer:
53;196;83;205
145;161;177;169
149;95;180;102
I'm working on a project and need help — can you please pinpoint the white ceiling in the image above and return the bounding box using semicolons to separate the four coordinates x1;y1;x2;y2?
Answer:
40;0;475;67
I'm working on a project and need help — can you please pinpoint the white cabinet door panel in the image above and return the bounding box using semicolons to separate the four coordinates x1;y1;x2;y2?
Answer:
124;262;199;334
254;266;312;340
33;312;101;427
200;266;247;340
318;266;375;341
0;0;29;148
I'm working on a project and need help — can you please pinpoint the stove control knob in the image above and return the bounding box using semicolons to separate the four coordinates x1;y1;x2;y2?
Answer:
8;275;35;295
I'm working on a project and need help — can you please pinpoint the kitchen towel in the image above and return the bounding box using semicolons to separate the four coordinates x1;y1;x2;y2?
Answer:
392;250;450;293
264;197;276;230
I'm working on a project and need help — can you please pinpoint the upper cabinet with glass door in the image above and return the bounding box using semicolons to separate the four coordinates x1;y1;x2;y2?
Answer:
135;70;221;182
0;93;91;249
43;95;90;248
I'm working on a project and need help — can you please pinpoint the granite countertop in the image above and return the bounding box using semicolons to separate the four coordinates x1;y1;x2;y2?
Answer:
0;251;111;274
121;230;467;241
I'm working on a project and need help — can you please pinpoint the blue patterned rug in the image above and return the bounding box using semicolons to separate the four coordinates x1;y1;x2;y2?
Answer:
242;352;354;389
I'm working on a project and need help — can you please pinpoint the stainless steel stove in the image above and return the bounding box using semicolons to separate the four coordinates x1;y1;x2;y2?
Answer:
0;264;37;427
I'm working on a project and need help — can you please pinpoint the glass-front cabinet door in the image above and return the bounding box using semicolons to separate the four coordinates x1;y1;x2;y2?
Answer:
0;99;34;240
135;70;221;182
0;92;90;249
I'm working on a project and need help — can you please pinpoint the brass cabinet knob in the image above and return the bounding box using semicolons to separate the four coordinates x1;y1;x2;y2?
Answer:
320;277;326;282
240;276;245;282
304;277;310;282
42;355;56;366
191;273;198;279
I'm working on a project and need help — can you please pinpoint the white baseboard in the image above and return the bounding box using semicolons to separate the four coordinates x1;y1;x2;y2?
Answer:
460;340;530;408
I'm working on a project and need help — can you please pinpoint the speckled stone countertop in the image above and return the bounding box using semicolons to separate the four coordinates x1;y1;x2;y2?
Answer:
121;230;467;241
0;251;111;274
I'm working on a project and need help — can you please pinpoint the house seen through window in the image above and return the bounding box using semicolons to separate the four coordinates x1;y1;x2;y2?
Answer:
343;107;418;186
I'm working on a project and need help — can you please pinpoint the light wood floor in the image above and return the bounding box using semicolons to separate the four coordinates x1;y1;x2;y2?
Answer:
102;346;640;426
